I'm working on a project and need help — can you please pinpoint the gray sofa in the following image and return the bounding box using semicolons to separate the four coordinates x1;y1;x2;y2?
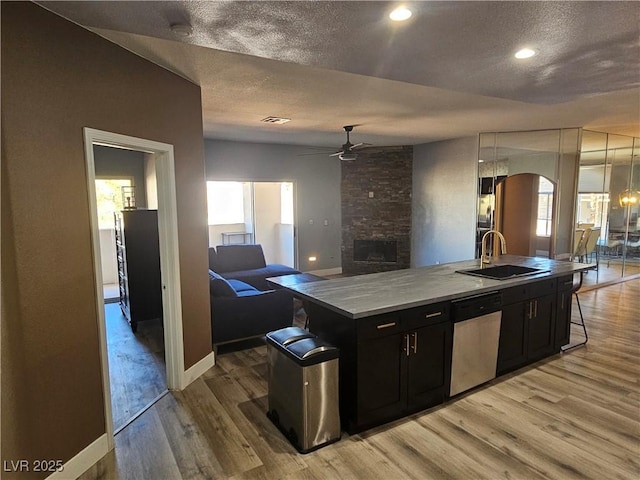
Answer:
209;270;293;346
208;244;300;290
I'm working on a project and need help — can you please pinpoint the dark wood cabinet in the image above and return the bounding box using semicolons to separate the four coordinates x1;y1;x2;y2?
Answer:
115;209;162;332
498;278;557;374
301;267;583;435
309;301;451;434
497;301;528;373
554;275;574;351
527;293;555;361
357;320;404;427
405;321;451;412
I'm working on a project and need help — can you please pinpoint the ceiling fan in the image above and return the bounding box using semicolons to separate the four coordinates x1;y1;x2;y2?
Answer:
330;125;371;161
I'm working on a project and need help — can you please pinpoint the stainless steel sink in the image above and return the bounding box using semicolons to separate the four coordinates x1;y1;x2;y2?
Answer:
456;264;548;280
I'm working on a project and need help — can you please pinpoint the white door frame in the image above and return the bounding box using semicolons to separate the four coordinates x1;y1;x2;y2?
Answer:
83;128;184;449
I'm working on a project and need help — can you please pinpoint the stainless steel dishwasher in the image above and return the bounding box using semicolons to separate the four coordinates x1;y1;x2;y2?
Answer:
450;291;502;397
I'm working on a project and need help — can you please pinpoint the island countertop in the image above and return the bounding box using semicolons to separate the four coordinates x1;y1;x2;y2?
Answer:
275;255;594;319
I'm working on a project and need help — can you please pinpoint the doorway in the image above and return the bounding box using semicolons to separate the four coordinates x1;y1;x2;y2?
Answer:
495;174;556;258
92;147;167;433
207;180;297;267
84;128;185;449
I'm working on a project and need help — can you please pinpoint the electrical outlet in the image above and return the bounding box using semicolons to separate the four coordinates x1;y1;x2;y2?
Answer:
368;191;374;198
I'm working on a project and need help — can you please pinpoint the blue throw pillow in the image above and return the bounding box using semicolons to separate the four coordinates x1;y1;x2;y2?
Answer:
208;270;237;298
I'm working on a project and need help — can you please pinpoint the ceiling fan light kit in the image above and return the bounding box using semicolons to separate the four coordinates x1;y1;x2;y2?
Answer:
339;152;358;161
330;125;371;161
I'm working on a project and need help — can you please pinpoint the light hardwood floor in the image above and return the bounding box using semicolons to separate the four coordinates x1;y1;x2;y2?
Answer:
83;280;640;480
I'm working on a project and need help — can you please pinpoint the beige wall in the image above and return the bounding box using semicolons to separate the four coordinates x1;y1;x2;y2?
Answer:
1;2;211;476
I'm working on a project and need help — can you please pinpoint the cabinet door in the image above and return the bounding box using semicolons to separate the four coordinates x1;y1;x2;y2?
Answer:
497;302;527;374
555;290;572;351
357;332;405;427
527;293;556;360
406;322;452;412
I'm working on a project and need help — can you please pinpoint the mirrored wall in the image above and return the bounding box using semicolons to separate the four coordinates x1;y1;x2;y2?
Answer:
477;129;580;260
577;131;640;287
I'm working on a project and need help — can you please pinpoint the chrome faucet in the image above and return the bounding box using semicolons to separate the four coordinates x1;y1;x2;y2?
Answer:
481;230;507;267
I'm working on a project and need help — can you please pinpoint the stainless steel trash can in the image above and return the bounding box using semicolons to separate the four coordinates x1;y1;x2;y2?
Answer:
266;327;340;453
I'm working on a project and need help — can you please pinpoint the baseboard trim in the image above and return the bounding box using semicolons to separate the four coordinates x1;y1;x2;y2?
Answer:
46;434;109;480
181;351;216;389
307;267;342;276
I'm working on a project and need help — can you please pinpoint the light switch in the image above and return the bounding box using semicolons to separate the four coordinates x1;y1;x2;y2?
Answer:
309;219;314;225
369;191;374;198
323;219;329;226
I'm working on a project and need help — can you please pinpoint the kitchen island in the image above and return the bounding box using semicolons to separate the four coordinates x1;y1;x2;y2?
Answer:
274;255;594;434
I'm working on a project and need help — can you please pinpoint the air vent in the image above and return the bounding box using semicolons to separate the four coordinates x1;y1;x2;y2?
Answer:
261;116;291;125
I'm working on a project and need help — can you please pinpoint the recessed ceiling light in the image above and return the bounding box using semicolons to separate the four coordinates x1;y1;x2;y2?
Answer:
515;48;536;59
389;6;412;21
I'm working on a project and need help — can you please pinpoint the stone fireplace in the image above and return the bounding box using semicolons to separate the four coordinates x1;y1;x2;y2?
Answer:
341;146;412;275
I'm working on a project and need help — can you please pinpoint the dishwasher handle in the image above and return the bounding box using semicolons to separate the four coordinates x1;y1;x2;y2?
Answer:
452;291;502;322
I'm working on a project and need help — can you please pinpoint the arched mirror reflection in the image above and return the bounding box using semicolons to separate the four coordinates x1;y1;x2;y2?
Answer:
477;129;580;260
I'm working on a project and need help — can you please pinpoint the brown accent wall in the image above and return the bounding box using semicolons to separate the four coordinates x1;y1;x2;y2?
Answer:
341;146;412;275
1;3;211;477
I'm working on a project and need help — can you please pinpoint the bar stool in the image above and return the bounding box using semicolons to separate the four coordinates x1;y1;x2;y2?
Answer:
561;271;588;352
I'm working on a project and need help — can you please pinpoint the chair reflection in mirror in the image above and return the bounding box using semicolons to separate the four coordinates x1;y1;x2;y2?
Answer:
573;228;589;262
583;227;600;268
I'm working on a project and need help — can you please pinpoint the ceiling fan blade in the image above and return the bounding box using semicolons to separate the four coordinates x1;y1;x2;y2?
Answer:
351;142;372;150
329;151;344;157
297;152;333;156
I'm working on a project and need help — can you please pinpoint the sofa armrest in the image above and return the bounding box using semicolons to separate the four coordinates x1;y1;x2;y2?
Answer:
211;289;293;345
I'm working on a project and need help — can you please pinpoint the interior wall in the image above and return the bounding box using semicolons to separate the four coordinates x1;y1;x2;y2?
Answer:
254;182;284;264
145;153;158;209
204;139;341;272
94;145;148;207
412;137;478;266
1;3;211;476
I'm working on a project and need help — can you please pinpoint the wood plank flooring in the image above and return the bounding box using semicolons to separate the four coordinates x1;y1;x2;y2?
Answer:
105;303;166;432
82;279;640;480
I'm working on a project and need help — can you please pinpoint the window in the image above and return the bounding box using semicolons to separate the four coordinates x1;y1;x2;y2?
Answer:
207;181;245;225
95;178;133;229
536;177;554;236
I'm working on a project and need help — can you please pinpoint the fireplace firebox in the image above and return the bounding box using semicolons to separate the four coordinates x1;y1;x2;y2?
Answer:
353;240;397;263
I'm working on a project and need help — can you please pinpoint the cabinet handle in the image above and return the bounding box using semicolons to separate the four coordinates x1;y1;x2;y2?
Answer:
404;334;410;357
534;300;538;318
425;311;442;319
563;280;573;287
376;322;396;330
410;332;418;354
528;302;533;320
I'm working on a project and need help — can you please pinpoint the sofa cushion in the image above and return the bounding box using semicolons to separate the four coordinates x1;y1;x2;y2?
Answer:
221;264;301;290
208;270;237;298
208;247;219;271
215;244;267;272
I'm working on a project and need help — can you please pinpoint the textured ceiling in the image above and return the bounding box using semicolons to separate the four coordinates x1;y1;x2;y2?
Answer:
39;1;640;148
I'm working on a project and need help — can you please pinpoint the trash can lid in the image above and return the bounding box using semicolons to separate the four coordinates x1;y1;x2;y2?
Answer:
286;337;339;366
266;326;314;347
